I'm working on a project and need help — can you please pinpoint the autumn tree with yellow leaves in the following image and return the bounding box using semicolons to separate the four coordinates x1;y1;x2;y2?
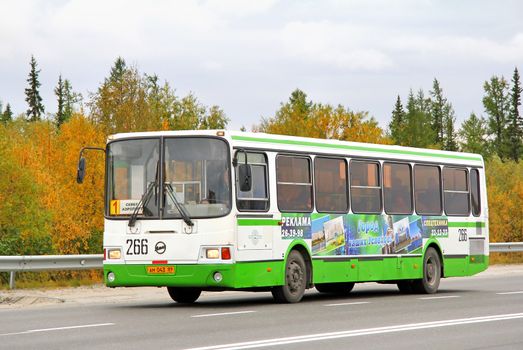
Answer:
255;89;390;144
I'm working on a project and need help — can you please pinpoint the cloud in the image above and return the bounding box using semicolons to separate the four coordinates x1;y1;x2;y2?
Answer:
389;33;523;64
281;21;393;71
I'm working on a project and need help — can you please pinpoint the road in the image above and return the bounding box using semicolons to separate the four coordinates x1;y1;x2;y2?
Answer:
1;266;523;350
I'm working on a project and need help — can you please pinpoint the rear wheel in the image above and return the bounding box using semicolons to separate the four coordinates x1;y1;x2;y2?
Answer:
316;282;355;295
272;250;307;303
412;247;441;294
167;287;202;303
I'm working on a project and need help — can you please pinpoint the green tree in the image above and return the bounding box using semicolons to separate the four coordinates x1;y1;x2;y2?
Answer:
507;67;522;162
459;112;489;156
200;105;229;129
89;58;154;133
483;75;510;160
63;79;82;122
55;75;66;127
443;103;458;151
25;55;45;121
1;103;13;123
389;95;405;144
430;78;446;145
402;89;435;148
89;57;228;134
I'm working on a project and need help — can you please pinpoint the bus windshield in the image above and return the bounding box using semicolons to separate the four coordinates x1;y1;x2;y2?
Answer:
107;137;231;219
107;138;160;217
164;137;231;218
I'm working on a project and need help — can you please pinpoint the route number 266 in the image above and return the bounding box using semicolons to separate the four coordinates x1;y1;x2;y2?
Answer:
126;239;148;255
458;229;468;242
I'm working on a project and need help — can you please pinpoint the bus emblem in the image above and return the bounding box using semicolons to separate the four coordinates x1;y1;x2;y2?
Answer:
155;241;166;255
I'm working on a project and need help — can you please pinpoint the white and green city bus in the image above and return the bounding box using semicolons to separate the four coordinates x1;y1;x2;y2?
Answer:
77;130;488;303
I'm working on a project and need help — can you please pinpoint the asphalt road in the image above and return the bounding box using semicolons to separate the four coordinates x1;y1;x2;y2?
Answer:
1;267;523;350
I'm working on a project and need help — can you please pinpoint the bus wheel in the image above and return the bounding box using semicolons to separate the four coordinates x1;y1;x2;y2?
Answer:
167;287;202;303
316;282;355;295
412;247;441;294
272;250;307;303
397;281;414;293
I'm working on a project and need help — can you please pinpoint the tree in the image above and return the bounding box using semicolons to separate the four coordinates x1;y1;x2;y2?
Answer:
507;67;523;162
402;89;435;148
63;79;82;122
25;55;45;121
89;57;228;134
483;75;510;160
459;112;489;157
55;75;66;127
1;104;13;123
389;95;405;145
430;78;446;145
200;105;229;129
443;103;458;151
255;89;390;144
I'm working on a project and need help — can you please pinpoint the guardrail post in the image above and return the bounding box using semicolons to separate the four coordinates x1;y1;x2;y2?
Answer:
9;271;16;289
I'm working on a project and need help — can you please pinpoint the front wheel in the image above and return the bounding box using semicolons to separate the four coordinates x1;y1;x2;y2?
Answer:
167;287;202;303
272;250;307;303
412;247;441;294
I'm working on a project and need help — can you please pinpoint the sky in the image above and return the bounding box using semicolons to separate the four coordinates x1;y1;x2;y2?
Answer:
0;0;522;130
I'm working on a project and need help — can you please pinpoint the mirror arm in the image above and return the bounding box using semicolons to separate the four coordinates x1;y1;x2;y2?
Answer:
78;146;106;162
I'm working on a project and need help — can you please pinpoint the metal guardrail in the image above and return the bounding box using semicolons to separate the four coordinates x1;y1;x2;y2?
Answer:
1;243;522;289
0;255;103;289
489;242;523;252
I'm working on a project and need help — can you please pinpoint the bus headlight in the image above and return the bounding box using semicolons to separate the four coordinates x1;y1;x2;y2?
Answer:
108;249;121;260
206;248;220;259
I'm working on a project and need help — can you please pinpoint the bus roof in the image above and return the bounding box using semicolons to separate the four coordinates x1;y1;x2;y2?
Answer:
109;130;484;166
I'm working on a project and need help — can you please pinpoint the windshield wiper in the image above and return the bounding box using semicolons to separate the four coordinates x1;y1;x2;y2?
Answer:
164;183;194;227
128;181;157;227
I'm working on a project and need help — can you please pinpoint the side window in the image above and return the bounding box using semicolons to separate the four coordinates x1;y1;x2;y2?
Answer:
350;160;381;214
277;155;313;212
414;165;442;215
443;167;470;216
383;162;413;215
235;152;269;211
314;157;348;213
470;169;481;216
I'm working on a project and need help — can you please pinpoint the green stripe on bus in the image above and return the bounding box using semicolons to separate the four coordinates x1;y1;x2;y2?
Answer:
231;135;483;161
237;219;280;226
448;222;486;228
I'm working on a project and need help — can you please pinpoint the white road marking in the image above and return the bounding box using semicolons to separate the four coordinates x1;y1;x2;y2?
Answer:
0;323;114;337
324;301;370;307
184;313;523;350
418;295;461;300
192;311;256;318
496;291;523;295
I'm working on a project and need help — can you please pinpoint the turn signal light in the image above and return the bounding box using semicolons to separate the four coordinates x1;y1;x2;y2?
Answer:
221;247;231;260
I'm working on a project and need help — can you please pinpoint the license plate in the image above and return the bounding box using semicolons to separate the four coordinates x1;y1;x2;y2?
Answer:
146;266;175;275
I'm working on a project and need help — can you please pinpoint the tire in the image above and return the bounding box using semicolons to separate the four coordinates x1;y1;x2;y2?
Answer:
167;287;202;303
397;281;414;293
316;282;355;295
412;247;441;294
272;250;307;303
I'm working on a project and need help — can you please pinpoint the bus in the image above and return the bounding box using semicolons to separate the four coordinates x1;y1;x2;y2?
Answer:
77;130;488;303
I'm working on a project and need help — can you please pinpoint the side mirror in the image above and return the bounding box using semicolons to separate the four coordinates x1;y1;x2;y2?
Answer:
77;157;86;184
238;164;252;192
